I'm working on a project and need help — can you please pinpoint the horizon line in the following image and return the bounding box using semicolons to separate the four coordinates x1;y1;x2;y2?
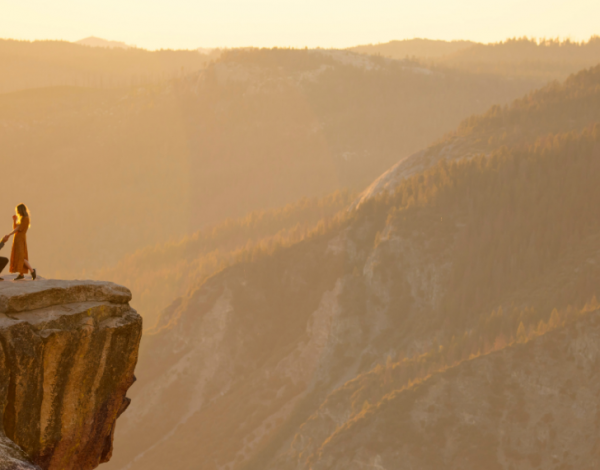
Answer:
1;34;598;53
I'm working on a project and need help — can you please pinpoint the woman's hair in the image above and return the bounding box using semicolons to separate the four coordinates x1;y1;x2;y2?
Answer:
15;204;30;223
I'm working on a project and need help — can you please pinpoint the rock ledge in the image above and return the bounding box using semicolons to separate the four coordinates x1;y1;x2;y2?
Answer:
0;278;142;470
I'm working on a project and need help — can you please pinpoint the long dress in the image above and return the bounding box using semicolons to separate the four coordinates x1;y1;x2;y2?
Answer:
10;216;29;275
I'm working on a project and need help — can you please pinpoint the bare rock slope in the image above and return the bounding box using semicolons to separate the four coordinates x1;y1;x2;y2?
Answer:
286;312;600;469
0;279;142;470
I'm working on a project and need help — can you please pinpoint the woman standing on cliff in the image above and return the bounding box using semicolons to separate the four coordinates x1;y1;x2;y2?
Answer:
6;204;36;281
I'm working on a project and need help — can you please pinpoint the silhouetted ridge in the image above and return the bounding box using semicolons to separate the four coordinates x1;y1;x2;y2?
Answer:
440;36;600;80
348;38;476;59
0;38;215;93
75;36;130;49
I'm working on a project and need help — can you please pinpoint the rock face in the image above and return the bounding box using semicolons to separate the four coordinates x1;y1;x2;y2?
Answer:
0;278;142;470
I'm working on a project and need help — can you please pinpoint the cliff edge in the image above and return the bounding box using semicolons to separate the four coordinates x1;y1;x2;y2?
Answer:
0;279;142;470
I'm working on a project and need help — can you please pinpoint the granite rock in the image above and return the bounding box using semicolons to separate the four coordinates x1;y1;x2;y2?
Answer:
0;279;142;470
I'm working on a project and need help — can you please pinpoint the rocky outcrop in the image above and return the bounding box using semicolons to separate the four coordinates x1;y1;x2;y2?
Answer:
0;278;142;470
352;139;484;209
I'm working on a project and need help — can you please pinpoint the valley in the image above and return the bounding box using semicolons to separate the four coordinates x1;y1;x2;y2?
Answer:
3;34;600;470
105;68;600;466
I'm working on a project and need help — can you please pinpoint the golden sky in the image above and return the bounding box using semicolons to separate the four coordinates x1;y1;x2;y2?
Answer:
2;0;599;49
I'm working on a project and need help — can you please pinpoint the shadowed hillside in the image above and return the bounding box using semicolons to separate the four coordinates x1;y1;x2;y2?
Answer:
349;38;476;59
353;37;600;82
439;36;600;81
75;36;130;49
0;39;217;93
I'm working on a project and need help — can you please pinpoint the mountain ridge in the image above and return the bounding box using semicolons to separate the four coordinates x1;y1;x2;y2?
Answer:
75;37;130;49
355;63;600;207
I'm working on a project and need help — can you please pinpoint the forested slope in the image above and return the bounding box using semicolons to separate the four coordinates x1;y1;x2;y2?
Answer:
440;36;600;81
358;63;600;203
106;109;600;469
97;191;354;327
348;38;475;59
354;37;600;82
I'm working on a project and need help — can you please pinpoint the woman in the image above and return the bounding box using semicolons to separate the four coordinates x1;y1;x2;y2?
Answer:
6;204;36;281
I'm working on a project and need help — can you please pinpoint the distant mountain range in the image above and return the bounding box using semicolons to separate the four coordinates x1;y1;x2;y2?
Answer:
0;38;213;93
75;36;130;49
349;38;477;59
74;37;217;56
353;36;600;81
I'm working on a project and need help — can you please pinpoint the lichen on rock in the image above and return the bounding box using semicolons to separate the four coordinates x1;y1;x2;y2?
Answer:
0;279;142;470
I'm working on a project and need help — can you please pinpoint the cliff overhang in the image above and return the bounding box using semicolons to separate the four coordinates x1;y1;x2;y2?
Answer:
0;279;142;470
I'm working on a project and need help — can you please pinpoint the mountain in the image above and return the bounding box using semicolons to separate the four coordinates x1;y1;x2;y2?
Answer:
357;62;600;204
438;37;600;81
104;65;600;469
75;36;130;49
198;47;217;55
0;47;540;279
0;39;213;93
348;38;476;59
98;60;600;327
352;37;600;83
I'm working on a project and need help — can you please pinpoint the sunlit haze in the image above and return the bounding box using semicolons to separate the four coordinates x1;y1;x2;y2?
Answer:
3;1;600;469
2;0;599;49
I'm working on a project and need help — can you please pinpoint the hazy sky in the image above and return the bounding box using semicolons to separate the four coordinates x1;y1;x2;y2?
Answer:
2;0;599;50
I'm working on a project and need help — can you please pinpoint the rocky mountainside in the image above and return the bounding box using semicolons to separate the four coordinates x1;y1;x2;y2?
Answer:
106;110;600;469
0;278;142;470
283;311;600;469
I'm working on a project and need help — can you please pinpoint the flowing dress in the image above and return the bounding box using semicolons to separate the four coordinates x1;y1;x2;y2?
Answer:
10;216;29;275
